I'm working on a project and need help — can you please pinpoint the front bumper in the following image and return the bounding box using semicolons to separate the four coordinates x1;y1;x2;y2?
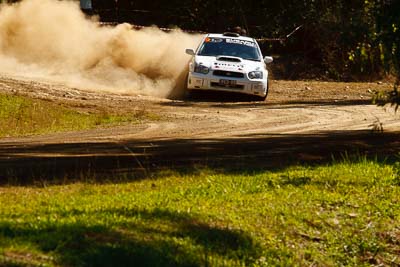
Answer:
187;72;268;97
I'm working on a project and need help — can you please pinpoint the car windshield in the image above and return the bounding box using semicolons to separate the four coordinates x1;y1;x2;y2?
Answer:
197;37;261;61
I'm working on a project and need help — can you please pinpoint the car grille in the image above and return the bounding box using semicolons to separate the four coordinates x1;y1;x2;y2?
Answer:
213;70;244;78
211;82;244;89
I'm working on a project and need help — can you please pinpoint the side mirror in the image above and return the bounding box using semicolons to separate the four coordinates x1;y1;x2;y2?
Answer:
186;49;196;56
264;56;273;64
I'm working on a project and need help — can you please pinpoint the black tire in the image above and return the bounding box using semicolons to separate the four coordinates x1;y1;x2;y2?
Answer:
184;89;194;99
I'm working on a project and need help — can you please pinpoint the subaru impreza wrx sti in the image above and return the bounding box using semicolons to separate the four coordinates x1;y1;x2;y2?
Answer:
185;32;273;100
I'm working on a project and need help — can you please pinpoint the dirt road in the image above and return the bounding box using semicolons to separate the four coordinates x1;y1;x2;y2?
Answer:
1;76;399;183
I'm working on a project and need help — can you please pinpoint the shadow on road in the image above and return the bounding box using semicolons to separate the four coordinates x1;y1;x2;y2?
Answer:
184;90;266;103
161;97;372;109
1;130;399;185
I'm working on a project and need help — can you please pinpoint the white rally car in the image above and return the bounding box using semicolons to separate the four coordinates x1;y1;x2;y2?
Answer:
185;32;273;100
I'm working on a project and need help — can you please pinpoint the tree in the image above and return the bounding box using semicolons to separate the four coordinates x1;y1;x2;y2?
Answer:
375;0;400;110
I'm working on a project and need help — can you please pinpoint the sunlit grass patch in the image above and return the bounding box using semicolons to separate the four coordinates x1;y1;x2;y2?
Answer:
0;93;145;137
0;160;399;266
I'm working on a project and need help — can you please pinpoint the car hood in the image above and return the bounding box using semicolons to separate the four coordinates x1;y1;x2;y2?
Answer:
194;55;264;73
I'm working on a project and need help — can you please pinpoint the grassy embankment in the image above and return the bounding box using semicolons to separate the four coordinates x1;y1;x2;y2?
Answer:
0;159;399;266
0;93;146;138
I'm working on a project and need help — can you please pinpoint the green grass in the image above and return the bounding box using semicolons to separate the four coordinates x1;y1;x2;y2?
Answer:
0;93;144;137
0;159;399;266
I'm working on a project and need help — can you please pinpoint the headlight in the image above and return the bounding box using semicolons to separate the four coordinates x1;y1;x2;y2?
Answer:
194;63;210;74
248;71;263;79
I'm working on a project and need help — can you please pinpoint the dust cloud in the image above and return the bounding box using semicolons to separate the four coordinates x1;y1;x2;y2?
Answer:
0;0;202;98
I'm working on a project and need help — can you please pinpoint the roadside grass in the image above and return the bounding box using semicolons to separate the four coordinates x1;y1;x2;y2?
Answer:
0;93;147;138
0;158;399;266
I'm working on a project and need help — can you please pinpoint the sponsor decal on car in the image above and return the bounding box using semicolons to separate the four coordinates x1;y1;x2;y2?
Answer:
226;38;256;47
205;37;223;43
205;37;256;47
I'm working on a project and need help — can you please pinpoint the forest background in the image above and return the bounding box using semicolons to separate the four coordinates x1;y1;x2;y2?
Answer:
85;0;399;83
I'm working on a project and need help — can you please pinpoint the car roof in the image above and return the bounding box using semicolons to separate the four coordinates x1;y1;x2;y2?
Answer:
207;33;256;42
